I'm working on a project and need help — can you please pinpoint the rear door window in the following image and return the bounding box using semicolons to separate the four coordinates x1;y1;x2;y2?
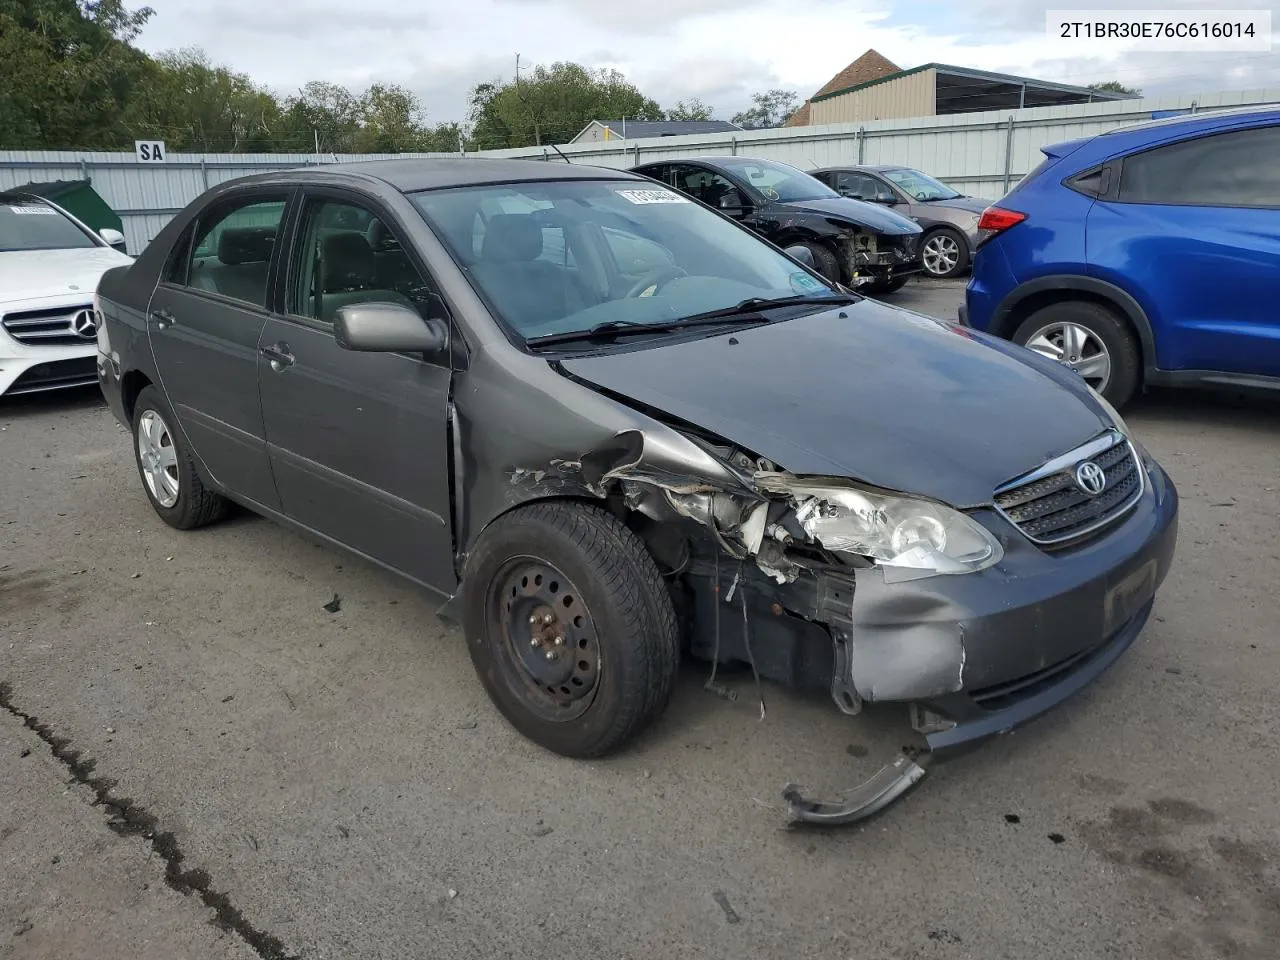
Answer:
1118;125;1280;208
180;197;287;307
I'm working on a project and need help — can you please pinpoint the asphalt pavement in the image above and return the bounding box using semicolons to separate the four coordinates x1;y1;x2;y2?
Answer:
3;277;1278;960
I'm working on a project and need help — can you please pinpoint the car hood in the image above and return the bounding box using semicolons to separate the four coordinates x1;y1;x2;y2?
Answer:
559;299;1111;507
922;196;989;216
0;247;133;305
783;197;921;236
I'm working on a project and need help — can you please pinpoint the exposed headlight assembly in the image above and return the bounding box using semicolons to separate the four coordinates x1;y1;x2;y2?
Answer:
757;477;1003;582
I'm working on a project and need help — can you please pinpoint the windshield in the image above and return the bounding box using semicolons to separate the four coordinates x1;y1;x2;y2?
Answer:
880;168;961;201
412;179;840;344
0;197;98;252
712;158;838;203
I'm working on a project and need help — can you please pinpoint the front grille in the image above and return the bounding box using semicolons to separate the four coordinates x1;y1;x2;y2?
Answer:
7;356;99;394
994;433;1144;547
1;305;96;346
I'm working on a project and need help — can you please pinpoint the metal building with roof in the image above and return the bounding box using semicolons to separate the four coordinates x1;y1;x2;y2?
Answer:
788;50;1134;127
570;119;743;143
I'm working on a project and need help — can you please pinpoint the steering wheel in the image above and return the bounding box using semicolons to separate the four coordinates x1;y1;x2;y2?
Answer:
624;265;688;299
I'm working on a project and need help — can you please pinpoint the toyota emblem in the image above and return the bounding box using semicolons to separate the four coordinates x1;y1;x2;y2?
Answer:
1075;461;1107;496
72;309;98;339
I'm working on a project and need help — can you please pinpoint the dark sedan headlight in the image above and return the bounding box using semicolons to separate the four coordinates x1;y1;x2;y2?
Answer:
755;476;1003;581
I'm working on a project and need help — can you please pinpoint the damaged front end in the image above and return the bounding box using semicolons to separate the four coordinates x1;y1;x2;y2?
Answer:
509;426;1006;826
842;232;921;286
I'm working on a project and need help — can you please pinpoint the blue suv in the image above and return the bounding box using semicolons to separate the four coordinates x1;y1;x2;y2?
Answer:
962;106;1280;408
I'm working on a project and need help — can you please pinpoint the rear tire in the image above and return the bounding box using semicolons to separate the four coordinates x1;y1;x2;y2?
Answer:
462;501;679;759
131;386;229;530
800;242;842;285
1012;301;1141;409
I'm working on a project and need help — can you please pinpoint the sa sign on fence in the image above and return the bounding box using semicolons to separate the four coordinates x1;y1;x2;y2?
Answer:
135;140;167;163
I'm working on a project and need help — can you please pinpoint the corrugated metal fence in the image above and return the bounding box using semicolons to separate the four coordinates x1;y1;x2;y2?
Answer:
3;87;1276;255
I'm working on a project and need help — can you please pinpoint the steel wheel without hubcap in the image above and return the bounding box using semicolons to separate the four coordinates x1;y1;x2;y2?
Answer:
1023;320;1112;393
487;558;602;723
137;410;180;508
921;233;961;277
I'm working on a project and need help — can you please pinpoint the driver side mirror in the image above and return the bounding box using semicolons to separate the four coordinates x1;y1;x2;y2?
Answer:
99;227;127;253
717;189;749;217
783;244;815;269
334;302;447;354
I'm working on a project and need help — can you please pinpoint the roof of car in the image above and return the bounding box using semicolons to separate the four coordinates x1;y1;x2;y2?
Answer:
261;157;641;192
811;165;907;173
634;156;794;170
1099;102;1280;136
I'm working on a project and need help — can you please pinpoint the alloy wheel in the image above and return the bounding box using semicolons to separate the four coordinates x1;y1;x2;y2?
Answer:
921;233;961;277
137;410;180;508
1023;321;1112;393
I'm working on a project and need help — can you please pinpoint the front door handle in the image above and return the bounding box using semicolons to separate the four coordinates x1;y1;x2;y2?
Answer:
261;342;295;372
150;309;175;330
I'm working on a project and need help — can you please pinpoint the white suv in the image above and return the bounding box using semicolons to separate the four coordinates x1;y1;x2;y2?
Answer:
1;192;133;397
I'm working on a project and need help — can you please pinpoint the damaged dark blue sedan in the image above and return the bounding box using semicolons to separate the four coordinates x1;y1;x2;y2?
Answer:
93;159;1178;825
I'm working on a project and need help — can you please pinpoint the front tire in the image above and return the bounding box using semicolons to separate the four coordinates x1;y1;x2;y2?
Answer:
800;242;842;285
462;501;679;759
1012;301;1141;408
920;227;969;279
863;274;909;295
132;385;229;530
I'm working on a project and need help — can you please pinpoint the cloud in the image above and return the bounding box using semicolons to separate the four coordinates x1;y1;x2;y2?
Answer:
133;0;1280;129
496;0;747;33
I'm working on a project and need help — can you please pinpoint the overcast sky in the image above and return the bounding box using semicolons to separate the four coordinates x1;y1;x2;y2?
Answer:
134;0;1280;125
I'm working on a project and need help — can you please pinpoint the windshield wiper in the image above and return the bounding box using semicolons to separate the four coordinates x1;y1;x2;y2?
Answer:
677;293;856;325
527;319;683;347
526;294;856;348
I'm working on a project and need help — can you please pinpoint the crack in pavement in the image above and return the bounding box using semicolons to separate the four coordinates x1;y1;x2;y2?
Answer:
0;681;297;960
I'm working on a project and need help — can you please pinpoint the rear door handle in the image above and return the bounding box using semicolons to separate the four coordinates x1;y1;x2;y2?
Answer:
150;309;175;330
261;342;295;372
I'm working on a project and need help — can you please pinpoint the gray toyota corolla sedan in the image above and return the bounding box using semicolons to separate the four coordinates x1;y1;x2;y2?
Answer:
94;159;1178;825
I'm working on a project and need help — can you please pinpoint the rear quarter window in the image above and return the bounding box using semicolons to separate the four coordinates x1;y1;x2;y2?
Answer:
1118;125;1280;208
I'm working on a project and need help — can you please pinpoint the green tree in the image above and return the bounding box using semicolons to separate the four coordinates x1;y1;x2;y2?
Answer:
1088;81;1142;96
468;61;662;148
123;48;282;151
665;98;714;121
280;80;363;153
0;0;154;148
731;89;800;130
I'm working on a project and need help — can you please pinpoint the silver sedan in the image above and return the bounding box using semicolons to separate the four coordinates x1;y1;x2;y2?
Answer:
811;166;991;279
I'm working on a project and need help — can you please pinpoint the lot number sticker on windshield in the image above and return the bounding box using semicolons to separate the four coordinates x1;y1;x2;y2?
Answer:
789;271;825;294
617;188;690;204
10;205;58;215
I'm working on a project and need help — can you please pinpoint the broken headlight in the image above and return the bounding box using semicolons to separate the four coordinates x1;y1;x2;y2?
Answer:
767;479;1003;580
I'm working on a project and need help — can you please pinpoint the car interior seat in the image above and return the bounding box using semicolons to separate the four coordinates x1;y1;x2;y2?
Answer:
190;227;275;306
469;213;590;332
316;231;415;324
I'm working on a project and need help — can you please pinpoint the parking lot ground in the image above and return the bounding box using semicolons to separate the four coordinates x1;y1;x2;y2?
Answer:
2;280;1279;960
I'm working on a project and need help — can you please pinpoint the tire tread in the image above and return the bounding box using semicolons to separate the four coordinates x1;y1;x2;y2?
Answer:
464;501;679;758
